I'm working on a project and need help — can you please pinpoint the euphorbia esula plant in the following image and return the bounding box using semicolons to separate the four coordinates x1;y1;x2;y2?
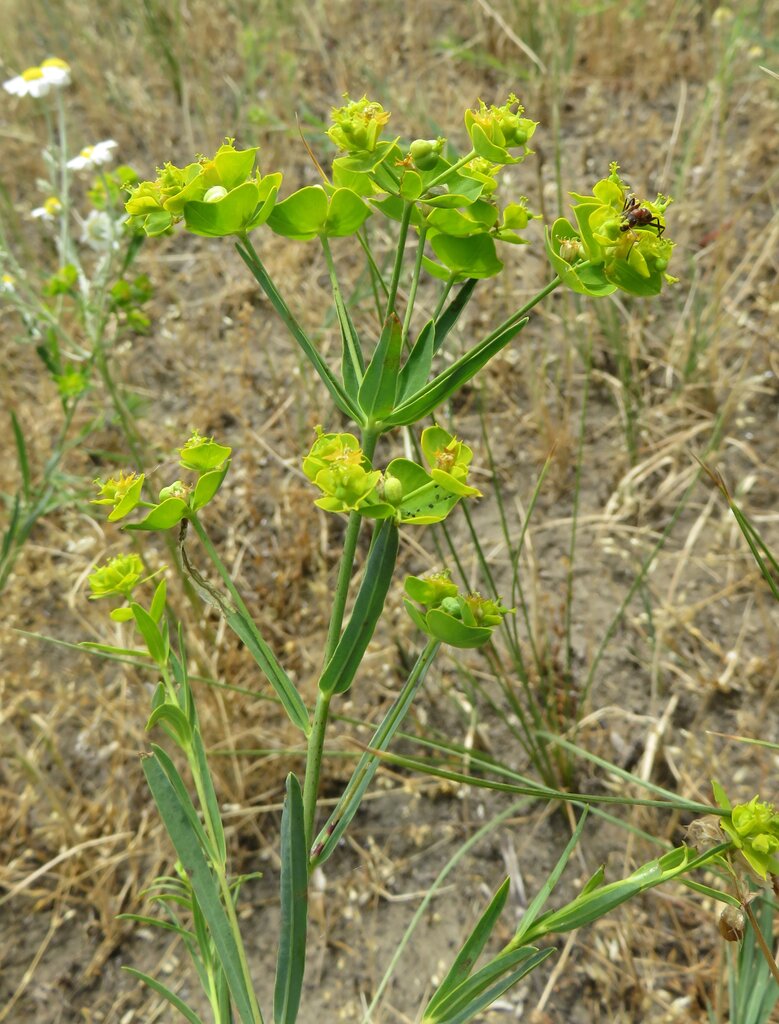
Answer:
87;95;758;1024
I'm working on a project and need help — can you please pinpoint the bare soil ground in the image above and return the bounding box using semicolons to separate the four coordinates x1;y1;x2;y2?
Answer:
1;2;778;1022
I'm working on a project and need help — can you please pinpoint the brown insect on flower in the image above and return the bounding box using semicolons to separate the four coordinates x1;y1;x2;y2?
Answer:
620;193;665;237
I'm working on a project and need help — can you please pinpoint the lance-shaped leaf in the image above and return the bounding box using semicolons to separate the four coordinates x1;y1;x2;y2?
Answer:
142;752;263;1024
236;243;363;424
318;520;399;696
226;606;310;735
380;317;528;428
396;319;435;404
433;278;477;354
122;967;206;1024
424;948;555;1024
274;773;307;1024
423;878;511;1020
310;641;438;866
357;314;403;421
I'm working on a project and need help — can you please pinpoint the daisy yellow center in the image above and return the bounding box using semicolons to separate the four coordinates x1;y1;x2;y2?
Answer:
22;67;44;81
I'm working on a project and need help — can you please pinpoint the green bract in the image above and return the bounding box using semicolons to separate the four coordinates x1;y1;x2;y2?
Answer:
125;140;281;238
404;571;512;648
267;185;371;241
178;431;232;472
712;781;779;879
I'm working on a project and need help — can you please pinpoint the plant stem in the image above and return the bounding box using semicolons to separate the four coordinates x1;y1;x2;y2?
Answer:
385;201;413;318
423;149;477;191
401;225;427;348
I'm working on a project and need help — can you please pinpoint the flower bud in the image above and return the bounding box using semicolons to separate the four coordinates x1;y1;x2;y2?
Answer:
409;138;442;171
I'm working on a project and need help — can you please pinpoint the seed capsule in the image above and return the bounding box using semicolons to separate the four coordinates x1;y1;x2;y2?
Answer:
719;905;745;942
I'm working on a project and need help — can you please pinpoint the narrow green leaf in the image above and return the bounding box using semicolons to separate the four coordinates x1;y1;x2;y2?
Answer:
310;641;438;866
357;314;403;421
382;318;529;428
1;493;21;560
397;319;435;403
431;946;545;1020
192;728;227;866
142;754;262;1024
122;966;206;1024
513;808;588;943
318;521;399;696
424;879;510;1019
225;607;310;734
146;702;193;747
433;278;477;354
148;745;217;859
79;641;150;658
10;411;30;502
274;773;308;1024
236;242;363;424
131;602;168;664
117;913;194;939
431;948;555;1024
149;579;167;624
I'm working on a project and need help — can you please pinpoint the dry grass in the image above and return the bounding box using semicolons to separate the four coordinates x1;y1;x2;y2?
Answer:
1;0;778;1021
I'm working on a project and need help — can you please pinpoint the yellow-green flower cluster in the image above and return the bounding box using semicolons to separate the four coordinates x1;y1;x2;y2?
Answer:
326;95;391;154
404;570;512;648
302;428;381;513
302;426;482;524
713;781;779;879
88;553;144;599
125;139;281;238
464;93;538;165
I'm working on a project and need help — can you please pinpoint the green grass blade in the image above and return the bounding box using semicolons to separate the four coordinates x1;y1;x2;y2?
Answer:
10;411;31;503
122;966;207;1024
274;773;308;1024
318;520;399;696
142;753;262;1024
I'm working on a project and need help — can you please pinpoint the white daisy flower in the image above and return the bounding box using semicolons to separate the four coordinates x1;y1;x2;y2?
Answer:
67;139;118;172
40;57;71;88
80;209;124;251
1;272;16;293
3;66;52;98
31;196;63;221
